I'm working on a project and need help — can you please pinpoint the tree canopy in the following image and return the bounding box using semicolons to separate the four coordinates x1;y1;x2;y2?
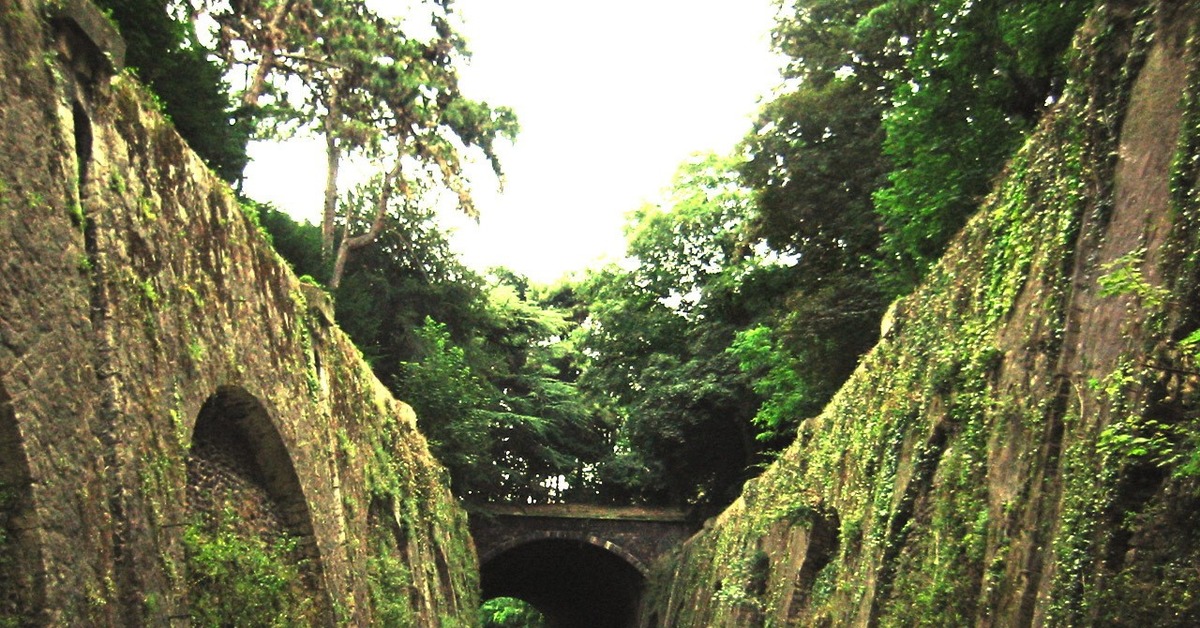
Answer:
126;0;1091;518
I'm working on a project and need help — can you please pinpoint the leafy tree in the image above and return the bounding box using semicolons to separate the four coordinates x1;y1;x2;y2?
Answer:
257;204;326;280
873;0;1089;290
394;284;610;502
471;280;610;502
727;325;809;445
195;0;518;287
331;182;489;369
395;318;497;496
755;0;1087;294
576;155;791;510
719;0;1089;470
261;199;608;503
740;77;886;278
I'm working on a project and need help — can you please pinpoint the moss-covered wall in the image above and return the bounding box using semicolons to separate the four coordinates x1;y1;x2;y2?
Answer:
639;1;1200;626
0;1;477;624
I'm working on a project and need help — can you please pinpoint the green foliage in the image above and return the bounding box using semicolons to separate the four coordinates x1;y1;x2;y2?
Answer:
1181;329;1200;360
68;200;84;226
754;0;1088;296
396;317;495;494
258;206;327;280
262;195;604;504
108;171;125;195
183;509;314;626
874;0;1088;291
473;280;610;502
740;77;886;277
366;533;415;626
578;151;890;509
576;155;790;509
396;279;609;503
331;197;488;366
480;597;547;628
193;0;517;284
138;278;159;307
1097;417;1186;468
728;325;810;444
1098;247;1171;309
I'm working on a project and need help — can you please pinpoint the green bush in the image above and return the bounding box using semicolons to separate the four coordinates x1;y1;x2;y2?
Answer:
480;597;547;628
183;508;315;626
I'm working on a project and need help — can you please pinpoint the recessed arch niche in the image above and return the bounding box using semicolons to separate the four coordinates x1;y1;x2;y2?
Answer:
184;385;329;622
0;384;44;622
480;537;645;628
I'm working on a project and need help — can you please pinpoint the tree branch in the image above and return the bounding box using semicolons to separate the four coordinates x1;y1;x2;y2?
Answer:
329;161;410;289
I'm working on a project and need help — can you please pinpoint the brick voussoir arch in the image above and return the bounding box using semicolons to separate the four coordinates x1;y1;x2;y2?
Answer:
482;531;650;576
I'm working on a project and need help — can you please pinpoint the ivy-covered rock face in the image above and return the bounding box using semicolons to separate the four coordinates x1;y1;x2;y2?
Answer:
637;2;1200;626
0;1;476;625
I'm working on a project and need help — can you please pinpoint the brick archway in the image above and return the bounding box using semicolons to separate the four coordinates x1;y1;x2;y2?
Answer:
481;530;650;575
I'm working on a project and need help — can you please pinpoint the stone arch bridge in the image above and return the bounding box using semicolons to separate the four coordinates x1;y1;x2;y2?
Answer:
470;504;694;628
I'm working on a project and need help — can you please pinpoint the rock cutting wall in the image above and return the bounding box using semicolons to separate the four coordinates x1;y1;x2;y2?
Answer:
638;1;1200;626
0;1;477;624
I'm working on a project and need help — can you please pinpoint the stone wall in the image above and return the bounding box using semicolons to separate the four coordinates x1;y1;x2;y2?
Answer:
0;1;477;624
637;1;1200;625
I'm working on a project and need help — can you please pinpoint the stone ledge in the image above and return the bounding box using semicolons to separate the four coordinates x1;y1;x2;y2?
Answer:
46;0;125;73
470;503;689;522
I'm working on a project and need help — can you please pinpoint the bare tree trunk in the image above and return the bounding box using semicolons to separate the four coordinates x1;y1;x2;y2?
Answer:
321;98;341;260
328;164;406;289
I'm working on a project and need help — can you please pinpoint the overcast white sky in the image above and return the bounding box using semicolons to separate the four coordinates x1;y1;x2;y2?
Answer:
243;0;782;284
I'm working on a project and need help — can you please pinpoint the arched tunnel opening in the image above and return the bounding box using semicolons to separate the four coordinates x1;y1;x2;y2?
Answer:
481;538;645;628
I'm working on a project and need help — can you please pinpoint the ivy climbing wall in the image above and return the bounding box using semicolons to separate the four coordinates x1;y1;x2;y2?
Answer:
0;0;477;624
638;1;1200;626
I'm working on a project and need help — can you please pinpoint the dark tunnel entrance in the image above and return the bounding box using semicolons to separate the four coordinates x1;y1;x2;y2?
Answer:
480;538;644;628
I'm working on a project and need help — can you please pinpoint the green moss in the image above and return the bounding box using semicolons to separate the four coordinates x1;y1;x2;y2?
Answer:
138;196;158;222
366;529;416;626
108;171;126;195
182;284;204;308
1098;247;1171;308
68;199;85;226
289;294;322;400
24;190;44;212
138;278;159;307
187;339;204;362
